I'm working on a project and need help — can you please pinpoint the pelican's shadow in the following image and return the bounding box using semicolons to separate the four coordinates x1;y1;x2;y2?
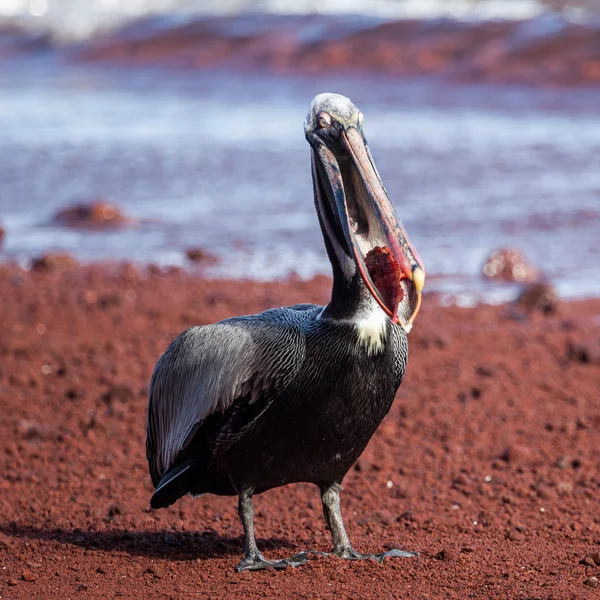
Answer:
0;523;296;561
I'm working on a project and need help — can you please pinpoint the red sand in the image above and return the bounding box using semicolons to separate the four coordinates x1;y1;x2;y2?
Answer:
0;263;599;599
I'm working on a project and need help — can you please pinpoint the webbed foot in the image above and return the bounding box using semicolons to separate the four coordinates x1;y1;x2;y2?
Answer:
235;551;309;572
334;547;418;562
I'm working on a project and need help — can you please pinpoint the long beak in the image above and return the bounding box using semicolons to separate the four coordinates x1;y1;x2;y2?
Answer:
314;127;425;332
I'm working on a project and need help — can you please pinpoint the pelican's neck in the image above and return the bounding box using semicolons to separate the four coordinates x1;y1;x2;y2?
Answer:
320;271;390;355
311;155;390;353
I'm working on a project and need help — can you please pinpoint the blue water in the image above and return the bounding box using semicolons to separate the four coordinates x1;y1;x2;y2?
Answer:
0;57;599;302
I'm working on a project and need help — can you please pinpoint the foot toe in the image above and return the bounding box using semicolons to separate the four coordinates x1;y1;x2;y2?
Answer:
334;547;418;563
235;552;315;572
334;547;368;560
235;555;288;572
376;548;419;561
286;552;310;568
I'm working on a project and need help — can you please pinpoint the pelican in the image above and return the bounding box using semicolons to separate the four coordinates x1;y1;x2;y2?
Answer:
146;93;425;572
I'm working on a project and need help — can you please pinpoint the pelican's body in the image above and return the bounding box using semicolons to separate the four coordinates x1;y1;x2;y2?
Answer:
149;304;406;502
147;94;425;571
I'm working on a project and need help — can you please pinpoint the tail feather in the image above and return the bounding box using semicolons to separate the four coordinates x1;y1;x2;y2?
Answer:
150;462;193;509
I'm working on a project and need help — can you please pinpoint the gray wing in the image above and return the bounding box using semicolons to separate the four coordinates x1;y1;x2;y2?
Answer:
146;309;311;486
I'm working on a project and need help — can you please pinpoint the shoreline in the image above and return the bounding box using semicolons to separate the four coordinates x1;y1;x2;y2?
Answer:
2;258;598;305
2;14;600;88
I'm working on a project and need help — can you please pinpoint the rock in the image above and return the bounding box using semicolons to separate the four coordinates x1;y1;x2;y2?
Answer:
7;578;18;586
580;553;600;567
16;419;45;440
21;568;37;582
0;224;5;244
397;510;414;522
31;253;77;273
500;445;532;464
583;576;598;588
433;548;455;561
97;293;121;309
65;387;84;401
567;340;600;365
514;282;558;315
185;248;217;263
475;365;494;377
51;201;131;230
101;384;135;406
482;248;539;283
506;527;525;542
536;485;555;500
144;565;161;578
556;481;573;496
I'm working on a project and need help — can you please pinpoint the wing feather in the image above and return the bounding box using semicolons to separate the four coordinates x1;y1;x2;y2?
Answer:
146;311;308;486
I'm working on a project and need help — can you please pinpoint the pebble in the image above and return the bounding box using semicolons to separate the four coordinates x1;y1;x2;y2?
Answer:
21;568;37;582
567;341;600;365
66;387;84;401
482;248;539;283
31;253;77;273
7;578;18;586
397;511;414;522
506;528;525;542
101;384;135;406
107;503;122;518
556;481;573;496
583;576;598;588
475;365;494;378
51;201;131;230
433;548;455;561
185;248;217;263
515;282;558;315
500;445;532;464
580;553;600;567
145;565;162;578
536;485;555;500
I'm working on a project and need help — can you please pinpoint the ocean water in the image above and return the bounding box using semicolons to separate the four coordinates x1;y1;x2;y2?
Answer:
0;55;599;302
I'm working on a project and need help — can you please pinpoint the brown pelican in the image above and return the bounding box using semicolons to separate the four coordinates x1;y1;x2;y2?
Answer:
146;93;425;572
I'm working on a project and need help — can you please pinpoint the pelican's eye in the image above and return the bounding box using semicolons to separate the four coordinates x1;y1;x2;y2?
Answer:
317;112;332;129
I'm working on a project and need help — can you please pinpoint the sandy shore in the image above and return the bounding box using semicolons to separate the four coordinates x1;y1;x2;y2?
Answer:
0;262;599;598
77;16;600;87
3;15;600;87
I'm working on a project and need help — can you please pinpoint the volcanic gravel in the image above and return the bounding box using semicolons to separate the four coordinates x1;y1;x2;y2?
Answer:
0;263;598;599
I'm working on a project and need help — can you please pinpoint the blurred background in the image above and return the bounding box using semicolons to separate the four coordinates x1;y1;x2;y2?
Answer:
0;0;599;303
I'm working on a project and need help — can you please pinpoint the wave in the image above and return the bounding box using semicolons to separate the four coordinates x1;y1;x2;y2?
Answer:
0;0;551;42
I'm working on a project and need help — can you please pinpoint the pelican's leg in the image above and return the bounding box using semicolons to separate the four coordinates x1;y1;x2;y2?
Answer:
235;492;307;572
320;483;418;562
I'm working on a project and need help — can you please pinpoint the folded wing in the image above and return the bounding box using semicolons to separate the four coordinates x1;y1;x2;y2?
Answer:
146;311;308;488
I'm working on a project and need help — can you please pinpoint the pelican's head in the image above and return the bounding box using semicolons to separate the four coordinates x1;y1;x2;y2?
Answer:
305;93;425;333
